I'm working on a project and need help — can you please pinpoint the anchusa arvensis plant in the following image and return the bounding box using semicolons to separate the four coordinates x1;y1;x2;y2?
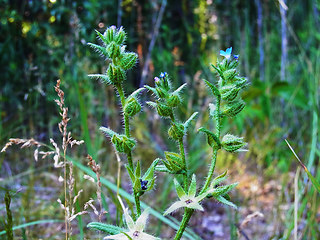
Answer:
87;27;248;240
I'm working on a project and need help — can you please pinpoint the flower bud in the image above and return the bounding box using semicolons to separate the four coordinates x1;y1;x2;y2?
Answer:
155;87;168;98
221;134;246;152
156;102;172;117
111;134;136;153
168;123;185;141
220;85;240;102
164;151;185;171
167;93;181;107
104;25;116;43
223;69;237;83
124;97;141;117
106;42;120;59
114;27;126;45
222;100;245;117
107;64;126;85
119;52;137;70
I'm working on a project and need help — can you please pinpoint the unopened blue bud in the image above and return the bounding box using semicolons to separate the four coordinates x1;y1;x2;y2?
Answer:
233;55;239;60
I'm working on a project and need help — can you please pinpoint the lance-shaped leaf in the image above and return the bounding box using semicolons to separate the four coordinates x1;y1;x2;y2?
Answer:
210;170;228;188
119;52;138;70
88;74;112;85
144;85;158;97
203;79;221;98
88;42;108;57
87;222;126;234
95;29;110;46
183;112;199;130
210;183;238;198
198;127;221;148
215;195;237;209
211;64;224;80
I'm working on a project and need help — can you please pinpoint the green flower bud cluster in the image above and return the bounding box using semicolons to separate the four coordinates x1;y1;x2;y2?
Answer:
145;72;186;118
221;134;246;152
126;160;158;196
88;26;138;86
123;88;144;117
100;127;136;154
206;52;248;119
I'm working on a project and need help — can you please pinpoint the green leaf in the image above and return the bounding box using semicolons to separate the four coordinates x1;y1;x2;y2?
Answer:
146;101;157;109
87;43;108;57
143;159;159;181
87;222;125;234
183;112;199;129
125;165;135;182
88;74;112;85
155;164;170;173
211;170;228;187
100;127;118;139
172;83;187;96
119;52;138;70
135;160;141;179
174;178;186;199
198;127;221;148
211;64;224;80
203;79;221;97
144;85;158;97
215;195;237;209
211;183;238;197
188;174;197;197
95;29;109;45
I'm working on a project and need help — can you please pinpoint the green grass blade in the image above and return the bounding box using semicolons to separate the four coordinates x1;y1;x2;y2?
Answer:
285;139;320;193
0;219;63;236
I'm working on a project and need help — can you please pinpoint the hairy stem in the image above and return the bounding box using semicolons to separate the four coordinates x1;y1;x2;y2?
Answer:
178;139;188;190
200;148;218;193
174;209;194;240
116;85;141;217
201;96;221;193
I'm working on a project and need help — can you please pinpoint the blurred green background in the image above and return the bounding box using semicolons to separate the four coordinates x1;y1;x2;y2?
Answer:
0;0;319;239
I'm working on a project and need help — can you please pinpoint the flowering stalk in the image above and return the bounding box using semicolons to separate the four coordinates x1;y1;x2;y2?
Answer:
88;26;158;224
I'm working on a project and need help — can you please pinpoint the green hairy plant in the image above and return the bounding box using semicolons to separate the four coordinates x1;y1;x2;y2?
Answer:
87;27;248;239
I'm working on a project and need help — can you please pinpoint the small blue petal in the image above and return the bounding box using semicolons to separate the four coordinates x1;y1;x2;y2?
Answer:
160;72;165;78
226;47;232;55
220;50;226;56
233;54;239;59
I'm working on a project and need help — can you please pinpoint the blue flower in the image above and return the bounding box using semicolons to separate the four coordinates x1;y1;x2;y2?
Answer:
220;47;232;60
159;72;167;78
233;54;239;60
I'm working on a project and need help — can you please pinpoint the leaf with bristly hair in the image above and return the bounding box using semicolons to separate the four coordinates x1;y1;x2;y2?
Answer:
87;222;125;234
120;52;138;70
215;195;237;209
95;29;109;45
183;112;199;130
99;127;118;139
198;127;221;148
88;43;108;57
203;79;221;98
88;74;112;85
174;178;186;199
